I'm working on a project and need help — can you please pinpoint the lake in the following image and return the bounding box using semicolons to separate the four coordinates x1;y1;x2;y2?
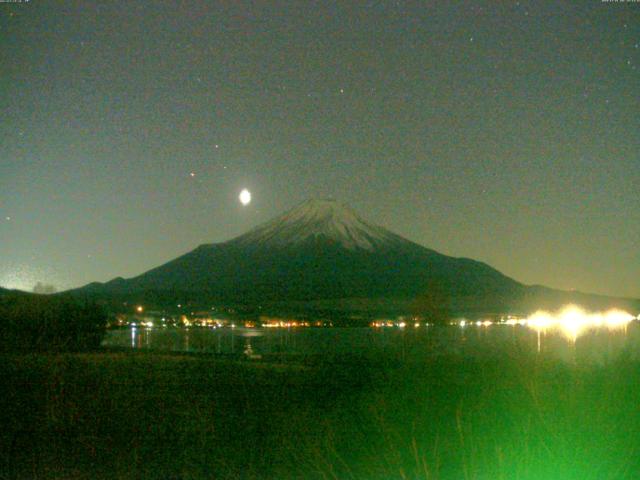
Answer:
102;321;640;364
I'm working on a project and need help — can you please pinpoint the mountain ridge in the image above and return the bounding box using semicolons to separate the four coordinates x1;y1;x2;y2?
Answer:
68;199;640;316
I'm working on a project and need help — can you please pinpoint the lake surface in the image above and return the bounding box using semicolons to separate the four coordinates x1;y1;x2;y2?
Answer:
103;322;640;364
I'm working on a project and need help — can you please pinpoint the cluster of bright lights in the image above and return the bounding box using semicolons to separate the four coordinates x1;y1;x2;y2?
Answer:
457;319;493;328
262;320;311;328
371;321;427;328
371;321;396;328
522;305;636;341
454;305;636;342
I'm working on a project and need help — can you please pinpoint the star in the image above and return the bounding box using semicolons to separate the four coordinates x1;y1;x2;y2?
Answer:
189;172;196;177
5;217;11;221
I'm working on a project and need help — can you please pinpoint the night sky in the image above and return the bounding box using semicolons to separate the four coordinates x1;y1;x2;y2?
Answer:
1;1;638;298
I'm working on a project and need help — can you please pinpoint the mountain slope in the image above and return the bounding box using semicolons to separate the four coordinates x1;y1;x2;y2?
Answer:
72;199;639;315
232;199;404;250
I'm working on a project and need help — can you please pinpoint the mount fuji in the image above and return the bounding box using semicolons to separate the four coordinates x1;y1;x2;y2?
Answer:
72;199;638;317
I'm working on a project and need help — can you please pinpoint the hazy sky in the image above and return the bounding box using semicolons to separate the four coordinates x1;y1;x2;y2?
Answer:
1;1;638;298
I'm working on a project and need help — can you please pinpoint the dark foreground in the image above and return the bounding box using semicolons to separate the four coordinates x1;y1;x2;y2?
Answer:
1;350;639;480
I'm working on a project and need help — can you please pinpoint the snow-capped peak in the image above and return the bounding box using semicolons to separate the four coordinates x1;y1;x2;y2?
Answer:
232;199;400;250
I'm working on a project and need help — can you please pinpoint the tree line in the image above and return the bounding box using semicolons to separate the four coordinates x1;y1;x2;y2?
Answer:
0;293;107;352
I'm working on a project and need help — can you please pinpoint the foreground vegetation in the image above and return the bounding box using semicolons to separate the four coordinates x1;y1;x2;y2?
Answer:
0;293;106;352
2;348;640;479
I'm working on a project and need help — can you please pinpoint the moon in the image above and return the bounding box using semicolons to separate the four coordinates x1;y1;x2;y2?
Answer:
239;189;251;206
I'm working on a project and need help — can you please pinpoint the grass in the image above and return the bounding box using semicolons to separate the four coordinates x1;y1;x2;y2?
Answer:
1;348;640;479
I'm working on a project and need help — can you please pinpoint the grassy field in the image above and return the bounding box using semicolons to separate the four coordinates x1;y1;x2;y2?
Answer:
1;349;640;479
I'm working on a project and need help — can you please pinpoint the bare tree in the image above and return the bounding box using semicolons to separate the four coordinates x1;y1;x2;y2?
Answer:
33;282;57;294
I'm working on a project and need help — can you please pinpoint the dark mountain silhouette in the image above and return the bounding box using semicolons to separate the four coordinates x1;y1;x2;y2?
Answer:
0;287;30;297
69;199;639;317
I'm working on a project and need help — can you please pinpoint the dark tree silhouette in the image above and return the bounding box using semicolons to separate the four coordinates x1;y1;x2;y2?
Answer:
33;282;57;294
409;279;452;325
0;293;107;352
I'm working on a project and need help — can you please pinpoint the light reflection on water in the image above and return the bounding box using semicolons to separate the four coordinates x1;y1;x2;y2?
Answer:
102;321;640;364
